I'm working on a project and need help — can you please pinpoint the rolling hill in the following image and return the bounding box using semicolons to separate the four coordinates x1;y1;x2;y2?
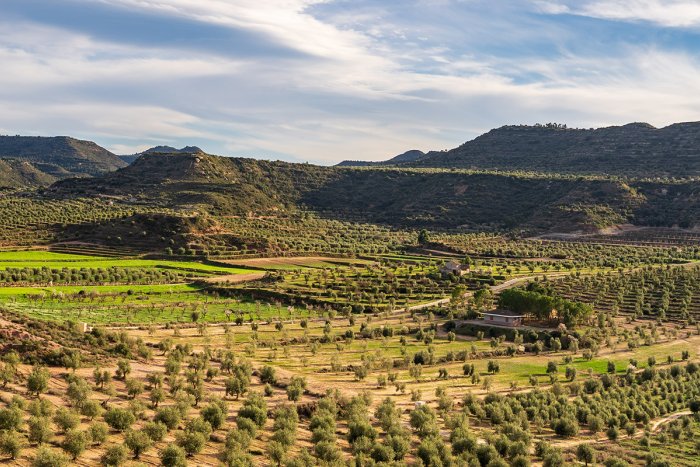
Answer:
51;151;699;233
0;135;126;177
51;152;333;214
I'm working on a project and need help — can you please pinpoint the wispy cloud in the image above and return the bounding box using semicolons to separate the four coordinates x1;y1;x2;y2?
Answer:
536;1;700;28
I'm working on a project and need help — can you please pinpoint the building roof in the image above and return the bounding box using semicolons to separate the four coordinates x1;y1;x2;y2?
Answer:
482;310;525;318
442;260;468;270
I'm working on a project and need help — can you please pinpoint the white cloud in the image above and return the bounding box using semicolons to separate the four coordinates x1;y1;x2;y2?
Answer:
96;0;376;60
534;1;570;15
536;1;700;28
0;21;239;91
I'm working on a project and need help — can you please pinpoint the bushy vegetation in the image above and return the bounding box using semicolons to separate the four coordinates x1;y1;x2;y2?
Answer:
499;285;593;327
214;213;414;257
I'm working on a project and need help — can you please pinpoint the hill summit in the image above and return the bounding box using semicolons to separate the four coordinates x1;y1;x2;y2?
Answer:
120;145;206;164
141;145;205;155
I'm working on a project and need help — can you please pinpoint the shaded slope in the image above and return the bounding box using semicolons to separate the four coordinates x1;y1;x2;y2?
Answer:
51;152;699;232
304;170;645;232
119;155;140;165
0;159;56;188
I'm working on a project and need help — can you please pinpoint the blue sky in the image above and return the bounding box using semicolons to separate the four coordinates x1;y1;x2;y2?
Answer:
1;0;699;164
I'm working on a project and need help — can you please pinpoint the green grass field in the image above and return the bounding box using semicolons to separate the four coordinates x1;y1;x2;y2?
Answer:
0;283;202;296
0;284;303;324
0;250;107;261
0;252;256;275
0;250;272;323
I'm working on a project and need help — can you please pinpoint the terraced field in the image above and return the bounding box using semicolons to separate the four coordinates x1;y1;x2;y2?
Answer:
221;256;374;271
0;250;272;324
0;196;171;246
211;214;415;258
547;264;700;322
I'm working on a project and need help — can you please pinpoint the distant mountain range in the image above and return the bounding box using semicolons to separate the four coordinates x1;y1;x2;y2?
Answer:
412;122;700;177
0;137;210;185
5;122;700;184
340;122;700;178
0;135;126;178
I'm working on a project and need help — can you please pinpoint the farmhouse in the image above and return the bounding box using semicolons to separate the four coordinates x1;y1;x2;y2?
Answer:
481;310;525;327
440;260;469;276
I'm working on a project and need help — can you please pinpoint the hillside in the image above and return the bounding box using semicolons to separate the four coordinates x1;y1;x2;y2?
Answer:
0;159;56;188
304;170;648;232
51;152;334;214
0;135;126;177
51;152;699;232
411;122;700;177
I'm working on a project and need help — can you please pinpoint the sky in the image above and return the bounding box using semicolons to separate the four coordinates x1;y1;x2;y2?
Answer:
1;0;700;164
